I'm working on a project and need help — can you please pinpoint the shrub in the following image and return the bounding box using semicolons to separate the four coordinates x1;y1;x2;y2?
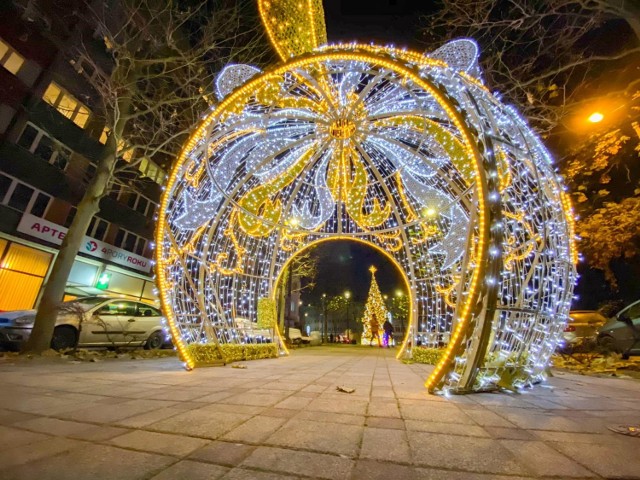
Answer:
186;343;278;366
412;347;444;364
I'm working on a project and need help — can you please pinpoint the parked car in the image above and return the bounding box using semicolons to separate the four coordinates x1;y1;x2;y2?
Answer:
559;310;608;352
597;300;640;358
0;296;169;351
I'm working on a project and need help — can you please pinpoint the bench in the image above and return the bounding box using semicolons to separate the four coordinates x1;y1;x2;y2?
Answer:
288;327;310;347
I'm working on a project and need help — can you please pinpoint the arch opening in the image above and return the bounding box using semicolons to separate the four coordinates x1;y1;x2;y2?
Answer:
272;238;413;353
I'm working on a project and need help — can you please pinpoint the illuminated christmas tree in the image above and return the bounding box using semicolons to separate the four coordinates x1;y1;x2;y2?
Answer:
361;266;389;346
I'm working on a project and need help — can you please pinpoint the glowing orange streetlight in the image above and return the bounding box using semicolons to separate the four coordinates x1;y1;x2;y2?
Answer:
588;112;604;123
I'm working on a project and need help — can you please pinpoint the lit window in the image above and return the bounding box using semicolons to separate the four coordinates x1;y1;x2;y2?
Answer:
43;83;61;105
99;127;110;144
42;82;91;128
137;156;166;185
115;138;133;162
0;38;25;75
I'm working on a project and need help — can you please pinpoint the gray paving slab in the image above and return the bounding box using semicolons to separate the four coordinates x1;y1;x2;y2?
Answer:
0;345;639;479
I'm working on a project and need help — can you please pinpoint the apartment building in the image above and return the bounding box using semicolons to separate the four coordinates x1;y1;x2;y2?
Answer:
0;3;166;311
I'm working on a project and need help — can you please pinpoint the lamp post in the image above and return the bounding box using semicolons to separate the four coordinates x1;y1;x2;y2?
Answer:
395;290;404;338
345;291;351;342
322;293;328;343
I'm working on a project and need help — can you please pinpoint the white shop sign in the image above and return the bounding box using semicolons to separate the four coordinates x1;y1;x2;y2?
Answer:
17;213;151;273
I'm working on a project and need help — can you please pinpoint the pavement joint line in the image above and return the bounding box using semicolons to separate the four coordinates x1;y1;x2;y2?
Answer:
230;463;350;480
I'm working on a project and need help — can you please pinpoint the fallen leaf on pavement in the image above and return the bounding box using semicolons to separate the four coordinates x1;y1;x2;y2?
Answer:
336;386;355;394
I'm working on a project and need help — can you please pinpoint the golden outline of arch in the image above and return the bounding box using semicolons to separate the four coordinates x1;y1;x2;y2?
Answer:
155;50;491;391
270;236;415;356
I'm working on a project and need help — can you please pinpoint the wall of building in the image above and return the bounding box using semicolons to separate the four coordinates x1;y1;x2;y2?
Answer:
0;4;166;311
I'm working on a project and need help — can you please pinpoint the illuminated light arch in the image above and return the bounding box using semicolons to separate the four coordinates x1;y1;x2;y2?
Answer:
155;2;576;393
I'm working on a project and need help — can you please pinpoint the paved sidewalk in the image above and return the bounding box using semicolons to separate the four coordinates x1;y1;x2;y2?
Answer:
0;346;639;480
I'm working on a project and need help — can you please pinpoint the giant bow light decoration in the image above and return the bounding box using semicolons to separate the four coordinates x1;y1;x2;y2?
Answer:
156;0;577;393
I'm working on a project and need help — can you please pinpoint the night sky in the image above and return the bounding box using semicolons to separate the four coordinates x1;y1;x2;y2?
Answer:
302;241;407;305
324;0;436;48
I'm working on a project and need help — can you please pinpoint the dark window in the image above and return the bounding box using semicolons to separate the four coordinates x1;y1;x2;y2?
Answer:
123;233;136;251
116;301;137;316
7;183;34;211
136;303;161;317
98;301;137;317
52;146;71;170
81;61;95;79
86;217;96;235
94;219;108;240
114;228;125;247
97;304;118;316
30;192;50;217
17;124;38;150
34;135;54;161
109;183;120;200
126;193;137;209
146;203;155;219
134;236;146;255
64;206;77;227
0;174;12;201
135;196;148;215
85;163;97;182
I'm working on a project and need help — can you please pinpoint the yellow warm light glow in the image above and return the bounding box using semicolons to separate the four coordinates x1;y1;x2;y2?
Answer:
588;112;604;123
424;207;437;218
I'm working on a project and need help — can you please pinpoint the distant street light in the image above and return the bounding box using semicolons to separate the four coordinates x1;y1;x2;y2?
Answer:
322;293;328;343
395;290;403;297
344;291;351;341
588;112;604;123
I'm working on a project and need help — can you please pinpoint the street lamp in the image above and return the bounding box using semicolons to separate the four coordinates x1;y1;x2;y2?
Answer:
344;291;351;342
322;293;328;343
588;111;604;123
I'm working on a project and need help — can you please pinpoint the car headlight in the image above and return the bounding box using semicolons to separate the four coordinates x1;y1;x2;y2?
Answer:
14;315;36;325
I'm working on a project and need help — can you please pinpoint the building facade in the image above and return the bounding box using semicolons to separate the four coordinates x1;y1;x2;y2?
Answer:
0;3;165;311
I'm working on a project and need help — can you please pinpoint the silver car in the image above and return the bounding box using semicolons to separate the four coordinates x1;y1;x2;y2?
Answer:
559;310;608;352
598;300;640;358
0;296;168;351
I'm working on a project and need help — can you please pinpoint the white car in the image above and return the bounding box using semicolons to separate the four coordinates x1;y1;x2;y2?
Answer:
0;296;168;351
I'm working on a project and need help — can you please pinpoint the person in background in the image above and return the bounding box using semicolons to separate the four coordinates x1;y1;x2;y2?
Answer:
370;315;382;347
383;319;394;347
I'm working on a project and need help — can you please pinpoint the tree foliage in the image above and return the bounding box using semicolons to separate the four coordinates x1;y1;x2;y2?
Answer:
389;294;409;332
425;0;640;133
426;0;640;288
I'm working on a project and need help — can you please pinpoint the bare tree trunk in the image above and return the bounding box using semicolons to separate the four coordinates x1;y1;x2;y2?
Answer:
23;97;131;353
